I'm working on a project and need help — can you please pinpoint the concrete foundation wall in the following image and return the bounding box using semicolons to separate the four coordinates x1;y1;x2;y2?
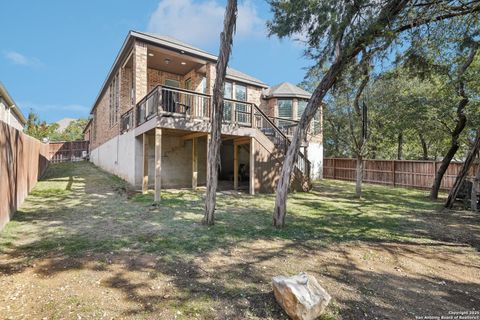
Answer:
90;130;137;185
145;135;207;188
307;142;323;180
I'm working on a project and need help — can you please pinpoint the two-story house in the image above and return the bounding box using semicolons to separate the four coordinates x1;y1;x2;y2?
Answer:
84;31;323;199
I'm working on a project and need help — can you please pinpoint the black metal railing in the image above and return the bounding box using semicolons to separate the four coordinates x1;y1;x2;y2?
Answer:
133;85;311;179
120;108;134;133
223;98;253;126
251;104;311;179
136;85;212;126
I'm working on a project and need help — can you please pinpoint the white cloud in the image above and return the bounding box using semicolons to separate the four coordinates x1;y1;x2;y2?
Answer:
4;51;42;67
147;0;265;47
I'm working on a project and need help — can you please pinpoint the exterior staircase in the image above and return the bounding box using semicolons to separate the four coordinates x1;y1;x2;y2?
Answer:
122;85;312;192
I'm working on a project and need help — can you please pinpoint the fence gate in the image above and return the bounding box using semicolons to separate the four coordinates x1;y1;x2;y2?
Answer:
49;141;89;163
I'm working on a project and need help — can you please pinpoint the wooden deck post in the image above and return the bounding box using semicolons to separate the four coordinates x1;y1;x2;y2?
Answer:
233;142;238;190
192;137;198;190
142;133;149;194
154;128;162;202
249;137;255;195
206;133;211;180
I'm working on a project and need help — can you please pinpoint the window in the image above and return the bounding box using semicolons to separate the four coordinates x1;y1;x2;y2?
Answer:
165;79;180;88
277;99;293;128
235;84;247;101
313;110;322;135
223;81;233;121
235;84;248;124
93;111;97;142
200;77;207;94
298;100;308;119
185;78;192;90
109;72;120;127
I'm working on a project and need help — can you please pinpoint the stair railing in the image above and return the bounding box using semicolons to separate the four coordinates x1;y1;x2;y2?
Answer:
252;104;311;179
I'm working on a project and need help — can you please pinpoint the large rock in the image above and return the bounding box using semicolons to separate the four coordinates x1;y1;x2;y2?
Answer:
272;272;331;320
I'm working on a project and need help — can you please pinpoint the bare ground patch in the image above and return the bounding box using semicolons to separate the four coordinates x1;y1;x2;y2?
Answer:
1;162;479;319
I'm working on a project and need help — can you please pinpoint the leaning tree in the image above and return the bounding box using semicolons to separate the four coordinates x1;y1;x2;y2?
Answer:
267;0;480;228
204;0;238;225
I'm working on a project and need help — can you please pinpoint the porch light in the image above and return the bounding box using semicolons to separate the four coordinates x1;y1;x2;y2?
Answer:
148;53;154;57
181;61;187;65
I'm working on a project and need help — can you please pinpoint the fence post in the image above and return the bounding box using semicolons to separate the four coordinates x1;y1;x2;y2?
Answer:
392;160;396;187
333;158;336;179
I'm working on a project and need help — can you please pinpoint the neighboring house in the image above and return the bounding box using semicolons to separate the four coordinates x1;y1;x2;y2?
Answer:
85;31;323;195
0;82;26;131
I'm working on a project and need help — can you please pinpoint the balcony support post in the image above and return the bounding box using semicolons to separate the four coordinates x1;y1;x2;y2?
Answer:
154;128;162;202
192;137;198;190
233;142;239;190
142;133;149;194
249;137;255;195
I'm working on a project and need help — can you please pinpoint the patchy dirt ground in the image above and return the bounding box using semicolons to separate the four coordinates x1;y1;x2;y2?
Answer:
0;162;479;320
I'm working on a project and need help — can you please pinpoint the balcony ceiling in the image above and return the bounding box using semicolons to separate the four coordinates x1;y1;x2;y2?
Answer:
147;45;205;76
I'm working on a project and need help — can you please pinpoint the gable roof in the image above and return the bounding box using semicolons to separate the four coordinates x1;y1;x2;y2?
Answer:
263;82;311;99
0;81;27;125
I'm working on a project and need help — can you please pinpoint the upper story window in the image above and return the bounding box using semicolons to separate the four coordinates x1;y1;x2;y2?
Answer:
185;78;192;90
235;83;247;101
224;82;233;99
298;100;308;119
93;111;97;142
223;82;233;121
278;99;292;119
277;99;293;128
200;77;207;94
109;72;120;127
165;79;180;88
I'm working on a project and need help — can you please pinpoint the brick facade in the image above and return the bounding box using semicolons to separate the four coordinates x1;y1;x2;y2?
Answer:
89;36;319;150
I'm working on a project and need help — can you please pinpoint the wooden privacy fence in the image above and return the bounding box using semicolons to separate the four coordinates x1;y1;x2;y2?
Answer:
49;141;89;163
0;121;50;230
323;158;480;191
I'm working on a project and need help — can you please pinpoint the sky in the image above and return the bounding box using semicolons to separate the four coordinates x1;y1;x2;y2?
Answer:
0;0;313;123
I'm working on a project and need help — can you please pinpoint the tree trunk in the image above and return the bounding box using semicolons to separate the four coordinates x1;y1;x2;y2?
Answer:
430;142;460;199
419;131;428;160
272;0;408;228
203;0;237;226
397;131;403;160
430;45;477;200
445;130;480;208
352;62;370;199
355;155;364;198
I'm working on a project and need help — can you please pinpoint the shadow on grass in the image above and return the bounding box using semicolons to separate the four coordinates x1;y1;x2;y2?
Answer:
0;162;479;319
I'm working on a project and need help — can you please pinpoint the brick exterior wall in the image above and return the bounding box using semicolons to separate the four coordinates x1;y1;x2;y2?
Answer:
133;41;148;105
89;37;299;150
120;67;133;114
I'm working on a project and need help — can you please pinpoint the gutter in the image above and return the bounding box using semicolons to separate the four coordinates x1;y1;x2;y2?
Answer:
0;82;27;125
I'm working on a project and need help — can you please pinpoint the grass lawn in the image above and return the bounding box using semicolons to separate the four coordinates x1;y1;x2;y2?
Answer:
1;162;479;319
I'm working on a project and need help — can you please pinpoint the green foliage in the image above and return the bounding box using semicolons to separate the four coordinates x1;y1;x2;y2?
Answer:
49;118;88;141
24;111;87;142
24;111;59;141
294;6;480;160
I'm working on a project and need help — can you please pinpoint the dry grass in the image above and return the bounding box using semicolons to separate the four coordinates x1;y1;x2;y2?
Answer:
0;162;479;319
